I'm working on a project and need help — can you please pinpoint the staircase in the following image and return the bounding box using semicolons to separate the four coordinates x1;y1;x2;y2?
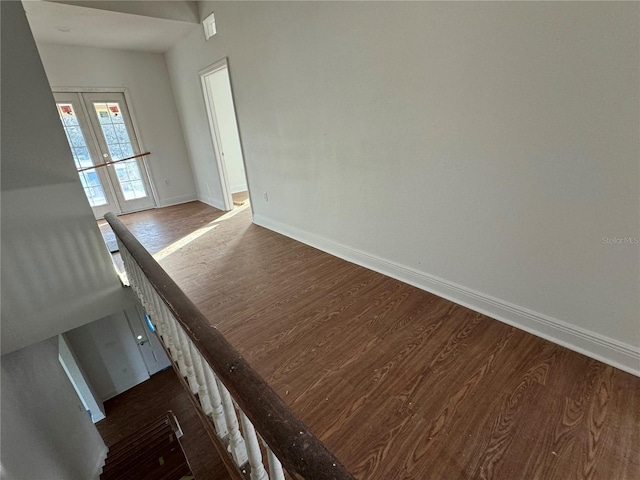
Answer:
100;412;193;480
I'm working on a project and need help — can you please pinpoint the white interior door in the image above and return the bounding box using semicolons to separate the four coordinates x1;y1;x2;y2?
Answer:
201;59;248;210
125;305;171;376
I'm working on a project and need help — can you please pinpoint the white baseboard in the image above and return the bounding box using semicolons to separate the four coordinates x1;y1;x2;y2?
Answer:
157;194;197;208
253;214;640;377
230;184;248;194
101;374;150;402
91;410;106;423
92;445;109;480
197;194;225;210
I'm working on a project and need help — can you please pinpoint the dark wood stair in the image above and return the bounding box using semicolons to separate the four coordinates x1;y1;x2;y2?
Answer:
100;412;193;480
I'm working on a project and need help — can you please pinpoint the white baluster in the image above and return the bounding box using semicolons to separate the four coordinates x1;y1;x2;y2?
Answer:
217;379;248;466
138;277;159;330
189;341;214;415
160;314;187;378
123;250;141;297
145;284;171;349
131;268;146;307
157;300;179;360
176;326;199;394
119;245;131;274
166;315;188;377
264;444;285;480
135;271;152;315
140;276;157;316
147;303;167;344
239;411;269;480
119;244;170;366
120;249;136;290
135;271;152;313
202;362;229;438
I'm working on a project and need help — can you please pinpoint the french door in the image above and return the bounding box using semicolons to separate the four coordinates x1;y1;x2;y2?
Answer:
54;92;155;218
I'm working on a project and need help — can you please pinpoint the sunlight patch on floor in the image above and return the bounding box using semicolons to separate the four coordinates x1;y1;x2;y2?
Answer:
153;224;219;262
153;203;250;262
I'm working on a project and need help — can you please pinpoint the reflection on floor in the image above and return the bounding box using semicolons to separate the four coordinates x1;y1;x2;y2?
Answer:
96;368;231;480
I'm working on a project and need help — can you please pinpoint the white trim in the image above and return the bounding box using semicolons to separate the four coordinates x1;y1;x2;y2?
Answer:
198;193;225;210
197;58;228;77
101;375;149;402
157;194;198;208
52;86;128;93
199;58;254;212
122;88;160;208
92;445;109;480
230;183;248;194
91;410;106;423
200;59;233;211
253;214;640;377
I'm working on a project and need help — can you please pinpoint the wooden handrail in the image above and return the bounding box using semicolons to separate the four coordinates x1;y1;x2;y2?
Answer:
77;151;151;173
105;212;354;480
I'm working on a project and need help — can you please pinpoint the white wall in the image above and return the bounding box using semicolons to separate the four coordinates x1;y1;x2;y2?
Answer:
36;43;198;207
1;0;135;355
65;310;150;401
166;35;225;207
166;2;640;374
59;334;106;423
1;338;108;480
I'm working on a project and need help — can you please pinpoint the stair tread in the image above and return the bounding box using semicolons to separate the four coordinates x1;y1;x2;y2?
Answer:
100;413;192;480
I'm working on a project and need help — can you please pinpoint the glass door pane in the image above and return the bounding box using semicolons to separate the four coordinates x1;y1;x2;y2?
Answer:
57;103;108;206
83;92;155;214
93;102;148;200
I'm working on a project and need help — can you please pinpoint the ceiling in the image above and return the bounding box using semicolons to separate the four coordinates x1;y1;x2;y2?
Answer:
23;0;200;53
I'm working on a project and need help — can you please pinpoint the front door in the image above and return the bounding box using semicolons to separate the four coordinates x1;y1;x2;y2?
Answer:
55;91;156;218
125;305;171;376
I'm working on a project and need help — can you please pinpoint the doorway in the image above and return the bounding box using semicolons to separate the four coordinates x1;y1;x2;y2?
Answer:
200;59;249;211
54;91;156;218
125;305;171;377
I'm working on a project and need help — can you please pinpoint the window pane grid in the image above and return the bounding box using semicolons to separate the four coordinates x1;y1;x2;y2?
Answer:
57;102;108;207
93;102;147;201
79;170;107;207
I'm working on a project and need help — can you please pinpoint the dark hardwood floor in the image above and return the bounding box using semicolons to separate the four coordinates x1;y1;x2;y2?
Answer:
96;368;231;480
106;201;640;480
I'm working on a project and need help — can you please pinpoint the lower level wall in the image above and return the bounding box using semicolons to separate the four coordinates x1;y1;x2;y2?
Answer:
65;310;150;402
1;337;108;480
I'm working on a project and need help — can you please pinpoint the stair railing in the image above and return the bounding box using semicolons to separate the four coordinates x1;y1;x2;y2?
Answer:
105;212;353;480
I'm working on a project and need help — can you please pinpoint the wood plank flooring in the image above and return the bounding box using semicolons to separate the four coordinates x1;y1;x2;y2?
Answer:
112;201;640;480
232;191;250;206
96;368;231;480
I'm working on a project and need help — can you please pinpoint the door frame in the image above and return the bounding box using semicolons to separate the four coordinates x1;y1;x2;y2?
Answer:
52;86;160;210
199;58;251;211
